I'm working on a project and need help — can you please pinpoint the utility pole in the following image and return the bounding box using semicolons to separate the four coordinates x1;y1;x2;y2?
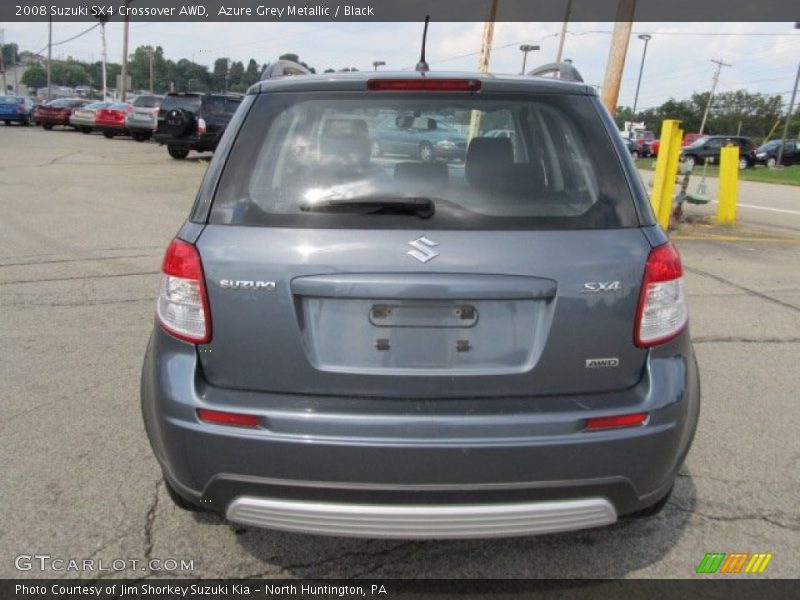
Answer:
120;1;132;102
698;58;731;136
776;62;799;167
100;20;108;100
555;0;573;63
600;0;637;117
372;61;386;71
149;48;154;93
47;17;52;100
469;0;498;139
632;33;651;115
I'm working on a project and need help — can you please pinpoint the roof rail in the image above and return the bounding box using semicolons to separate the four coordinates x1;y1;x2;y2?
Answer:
526;62;584;83
259;59;312;81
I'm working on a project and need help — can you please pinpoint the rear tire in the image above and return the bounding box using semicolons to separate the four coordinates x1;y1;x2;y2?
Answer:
22;118;30;127
766;157;777;168
133;132;149;142
163;478;205;512
82;127;92;135
43;123;53;130
167;146;190;160
103;131;115;139
682;155;697;169
738;157;749;170
3;120;9;126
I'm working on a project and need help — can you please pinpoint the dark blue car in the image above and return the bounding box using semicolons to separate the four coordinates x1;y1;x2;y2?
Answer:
0;95;34;126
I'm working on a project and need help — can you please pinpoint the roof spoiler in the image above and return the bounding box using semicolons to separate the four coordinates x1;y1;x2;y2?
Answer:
526;62;584;83
259;59;312;81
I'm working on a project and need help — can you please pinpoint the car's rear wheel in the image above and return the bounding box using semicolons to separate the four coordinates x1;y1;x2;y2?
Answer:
133;132;150;142
82;127;92;134
22;118;30;127
3;120;9;126
682;155;697;169
631;150;640;160
103;131;115;139
167;146;190;160
42;123;53;130
766;157;777;168
419;141;434;162
738;157;749;170
163;478;205;512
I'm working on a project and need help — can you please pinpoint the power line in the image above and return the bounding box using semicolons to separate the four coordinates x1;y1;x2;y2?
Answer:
33;23;99;57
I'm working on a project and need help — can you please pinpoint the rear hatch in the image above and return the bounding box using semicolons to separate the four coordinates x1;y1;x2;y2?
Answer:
199;95;242;136
193;85;651;399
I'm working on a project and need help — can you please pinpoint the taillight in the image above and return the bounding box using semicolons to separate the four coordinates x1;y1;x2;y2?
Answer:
367;79;481;91
156;238;211;343
17;104;26;113
635;242;688;347
197;409;259;428
197;117;206;134
585;412;648;431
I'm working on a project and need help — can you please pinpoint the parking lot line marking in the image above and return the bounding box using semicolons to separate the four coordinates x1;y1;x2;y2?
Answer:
709;200;800;216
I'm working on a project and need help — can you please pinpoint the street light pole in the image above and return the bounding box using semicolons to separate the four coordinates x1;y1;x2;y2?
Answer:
100;21;107;100
519;44;539;75
555;0;573;63
632;34;651;115
148;49;154;93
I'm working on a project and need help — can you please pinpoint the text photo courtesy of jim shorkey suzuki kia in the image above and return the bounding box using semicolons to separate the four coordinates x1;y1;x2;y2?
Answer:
0;0;798;595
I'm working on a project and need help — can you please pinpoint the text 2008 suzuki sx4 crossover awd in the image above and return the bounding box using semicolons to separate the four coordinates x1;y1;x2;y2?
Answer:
141;71;700;538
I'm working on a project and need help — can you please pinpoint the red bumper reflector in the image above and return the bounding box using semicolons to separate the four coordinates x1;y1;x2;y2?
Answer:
197;409;260;428
367;79;481;92
585;412;648;431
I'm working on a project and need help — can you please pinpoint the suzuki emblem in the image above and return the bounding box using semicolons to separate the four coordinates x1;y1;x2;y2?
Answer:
407;236;439;264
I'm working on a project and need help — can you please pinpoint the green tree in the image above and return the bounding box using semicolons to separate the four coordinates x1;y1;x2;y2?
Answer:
212;57;229;91
227;60;245;92
21;63;47;89
244;59;261;86
2;43;20;66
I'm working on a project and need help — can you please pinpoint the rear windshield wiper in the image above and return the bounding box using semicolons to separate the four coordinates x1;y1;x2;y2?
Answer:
299;196;435;219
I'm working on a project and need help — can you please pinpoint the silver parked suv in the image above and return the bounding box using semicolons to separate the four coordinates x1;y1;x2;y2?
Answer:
141;67;700;539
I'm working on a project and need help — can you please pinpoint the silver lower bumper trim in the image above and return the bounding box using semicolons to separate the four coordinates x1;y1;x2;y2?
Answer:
226;496;617;539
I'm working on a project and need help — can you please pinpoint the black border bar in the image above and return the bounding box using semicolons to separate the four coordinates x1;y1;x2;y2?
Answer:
3;0;800;23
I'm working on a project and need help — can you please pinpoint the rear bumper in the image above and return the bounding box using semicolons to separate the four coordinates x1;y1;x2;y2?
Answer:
226;496;616;539
1;112;28;122
141;327;700;536
37;115;70;125
153;132;218;151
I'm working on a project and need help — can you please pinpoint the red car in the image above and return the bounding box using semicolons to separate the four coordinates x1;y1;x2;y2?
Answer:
37;98;89;130
95;103;134;138
649;133;702;157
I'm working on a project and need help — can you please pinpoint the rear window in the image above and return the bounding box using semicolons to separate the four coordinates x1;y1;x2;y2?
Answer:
201;96;241;117
208;92;636;230
134;95;163;108
161;95;201;112
0;96;23;103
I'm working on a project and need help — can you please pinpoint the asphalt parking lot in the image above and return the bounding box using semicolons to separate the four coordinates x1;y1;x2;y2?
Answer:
1;126;798;579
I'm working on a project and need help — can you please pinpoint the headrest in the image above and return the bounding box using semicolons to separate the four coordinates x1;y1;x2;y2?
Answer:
465;137;514;189
320;118;371;165
394;162;449;188
465;136;545;195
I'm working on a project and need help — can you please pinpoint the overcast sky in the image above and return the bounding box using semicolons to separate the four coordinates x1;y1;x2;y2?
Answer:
2;21;798;108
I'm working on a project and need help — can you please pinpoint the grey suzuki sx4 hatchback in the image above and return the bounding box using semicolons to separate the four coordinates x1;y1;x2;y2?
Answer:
141;70;700;539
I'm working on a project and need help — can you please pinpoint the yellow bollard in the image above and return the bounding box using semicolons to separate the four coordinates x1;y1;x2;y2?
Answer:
717;146;739;226
650;119;683;229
